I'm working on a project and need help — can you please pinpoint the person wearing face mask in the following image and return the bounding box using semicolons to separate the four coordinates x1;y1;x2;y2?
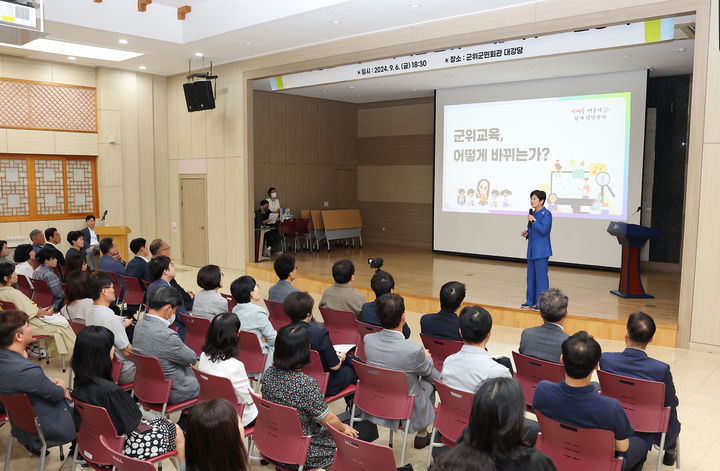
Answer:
266;187;281;214
132;286;200;408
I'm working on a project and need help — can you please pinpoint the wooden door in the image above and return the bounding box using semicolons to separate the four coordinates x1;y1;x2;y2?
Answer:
180;175;208;267
333;168;356;209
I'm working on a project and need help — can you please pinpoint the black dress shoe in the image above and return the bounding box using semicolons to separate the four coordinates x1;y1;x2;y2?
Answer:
663;448;677;466
413;434;431;449
22;444;49;456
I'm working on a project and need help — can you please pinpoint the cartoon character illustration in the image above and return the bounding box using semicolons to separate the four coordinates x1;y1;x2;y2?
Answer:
547;192;558;211
554;159;562;173
457;188;466;206
581;177;590;198
501;189;512;208
466;188;476;206
490;189;500;208
476;179;490;206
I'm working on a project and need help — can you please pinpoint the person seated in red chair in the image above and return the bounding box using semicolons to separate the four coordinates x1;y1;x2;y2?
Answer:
360;270;411;338
533;331;648;471
319;259;366;317
519;288;570;363
32;246;65;309
420;281;465;341
600;312;681;466
43;227;65;268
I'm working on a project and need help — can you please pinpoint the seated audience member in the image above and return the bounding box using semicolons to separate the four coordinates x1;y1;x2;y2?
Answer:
65;254;87;274
0;240;10;265
65;230;85;261
133;286;200;405
360;270;411;338
43;227;65;267
197;313;258;427
184;398;248;471
284;291;358;397
81;215;100;270
435;378;556;471
600;312;680;466
533;332;648;471
85;272;135;384
71;326;184;462
420;281;466;341
147;255;188;339
267;255;299;302
59;270;93;322
319;259;366;316
98;237;126;277
519;288;569;363
363;293;440;449
125;237;149;282
191;264;228;320
145;239;194;312
12;243;36;287
0;264;76;358
32;247;65;309
30;228;45;253
261;324;358;469
0;309;75;455
255;199;282;255
231;276;276;371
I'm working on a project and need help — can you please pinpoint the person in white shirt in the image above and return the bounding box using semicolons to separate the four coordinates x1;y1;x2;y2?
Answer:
197;312;258;427
12;244;35;288
266;186;281;213
83;215;101;270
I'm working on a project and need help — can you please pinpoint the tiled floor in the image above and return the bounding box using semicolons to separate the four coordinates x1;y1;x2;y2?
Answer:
2;265;717;470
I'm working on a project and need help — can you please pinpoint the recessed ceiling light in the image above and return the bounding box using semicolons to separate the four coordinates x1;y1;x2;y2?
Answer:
6;38;144;61
245;41;253;45
620;54;631;58
677;47;687;52
331;20;342;24
67;56;76;61
195;52;204;57
412;88;418;92
118;39;128;45
349;85;355;89
138;66;147;70
409;3;421;7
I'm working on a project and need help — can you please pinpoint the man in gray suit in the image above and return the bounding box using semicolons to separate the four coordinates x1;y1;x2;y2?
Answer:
363;293;440;449
519;287;569;362
268;254;299;303
132;286;199;405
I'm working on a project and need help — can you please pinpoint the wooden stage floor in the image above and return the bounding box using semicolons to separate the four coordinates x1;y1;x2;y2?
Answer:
246;243;680;345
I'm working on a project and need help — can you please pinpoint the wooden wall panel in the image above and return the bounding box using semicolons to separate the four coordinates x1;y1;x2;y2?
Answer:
286;100;318;164
358;165;433;204
359;201;432;248
358;134;434;165
357;103;434;137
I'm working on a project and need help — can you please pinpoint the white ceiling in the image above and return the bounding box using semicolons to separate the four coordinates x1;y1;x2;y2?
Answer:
254;39;694;103
0;0;552;75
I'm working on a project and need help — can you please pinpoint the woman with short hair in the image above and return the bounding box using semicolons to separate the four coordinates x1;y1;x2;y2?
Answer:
190;265;228;320
230;276;275;372
59;270;93;322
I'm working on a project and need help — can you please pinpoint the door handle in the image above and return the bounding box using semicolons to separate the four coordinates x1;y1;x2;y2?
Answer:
199;226;205;230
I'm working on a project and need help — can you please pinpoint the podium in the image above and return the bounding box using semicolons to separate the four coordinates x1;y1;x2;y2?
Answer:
95;226;132;262
606;222;660;298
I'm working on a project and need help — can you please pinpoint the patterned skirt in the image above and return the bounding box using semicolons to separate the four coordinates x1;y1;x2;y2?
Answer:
122;418;177;460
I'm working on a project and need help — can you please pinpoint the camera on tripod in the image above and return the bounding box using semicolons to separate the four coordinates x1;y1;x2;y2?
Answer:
368;257;384;272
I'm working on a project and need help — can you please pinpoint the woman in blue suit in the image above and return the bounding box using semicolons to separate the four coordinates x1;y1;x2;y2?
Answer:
521;190;552;309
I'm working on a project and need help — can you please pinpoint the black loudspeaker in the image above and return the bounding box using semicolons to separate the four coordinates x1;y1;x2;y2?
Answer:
183;80;215;112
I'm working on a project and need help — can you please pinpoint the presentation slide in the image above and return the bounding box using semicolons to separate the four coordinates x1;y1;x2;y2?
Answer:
433;71;647;268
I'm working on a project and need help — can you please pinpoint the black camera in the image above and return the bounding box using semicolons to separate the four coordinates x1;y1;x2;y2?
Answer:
368;257;384;271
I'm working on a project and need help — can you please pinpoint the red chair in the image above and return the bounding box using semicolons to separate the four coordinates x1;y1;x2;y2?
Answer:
103;272;124;308
350;360;415;464
302;350;356;404
69;320;86;335
119;275;146;313
426;379;474;466
598;370;673;471
293;218;313;252
0;393;70;471
280;219;298;252
319;307;360;346
263;299;292;331
221;292;238;311
99;435;179;471
141;279;152;292
512;351;565;407
179;313;210;355
420;334;463;372
112;354;134;392
16;274;34;298
249;391;316;471
131;352;198;417
355;320;382;362
535;411;622;471
328;423;397;471
237;330;269;390
30;278;54;308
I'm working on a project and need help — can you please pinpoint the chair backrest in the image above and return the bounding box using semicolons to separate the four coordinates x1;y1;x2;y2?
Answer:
512;351;566;406
433;379;475;446
180;313;211;355
263;299;292;331
100;436;155;471
131;352;172;406
249;391;312;467
118;275;145;305
300;210;314;230
69;320;86;336
302;350;330;396
74;400;122;467
319;307;360;345
597;370;670;434
535;411;622;471
0;394;40;435
16;274;33;298
111;354;124;383
420;334;463;372
356;319;382;337
141;279;152;291
105;272;123;300
280;219;298;236
236;330;269;376
0;300;18;311
310;210;324;230
294;218;310;234
31;277;54;307
328;424;397;471
221;293;238;311
352;360;414;421
192;367;245;416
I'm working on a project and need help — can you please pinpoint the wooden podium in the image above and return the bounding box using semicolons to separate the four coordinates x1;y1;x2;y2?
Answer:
95;226;132;262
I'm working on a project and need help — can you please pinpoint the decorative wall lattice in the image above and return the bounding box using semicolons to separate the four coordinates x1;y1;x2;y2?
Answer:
0;159;29;216
0;78;97;133
65;159;94;214
34;159;65;215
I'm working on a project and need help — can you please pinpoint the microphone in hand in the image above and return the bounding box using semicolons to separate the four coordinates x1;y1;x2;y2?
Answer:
527;208;534;229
